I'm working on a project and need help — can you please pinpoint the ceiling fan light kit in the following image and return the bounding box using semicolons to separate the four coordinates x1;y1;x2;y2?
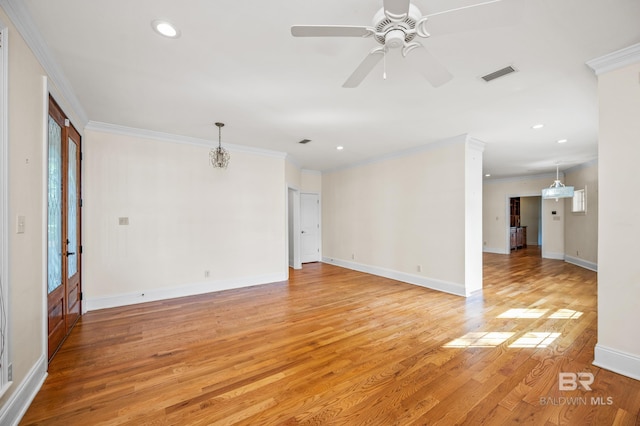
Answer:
291;0;501;87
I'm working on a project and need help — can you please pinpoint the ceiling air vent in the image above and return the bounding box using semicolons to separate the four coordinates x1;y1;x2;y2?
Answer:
298;139;312;144
481;65;517;82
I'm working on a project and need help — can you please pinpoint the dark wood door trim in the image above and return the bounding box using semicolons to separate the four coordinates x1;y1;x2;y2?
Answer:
47;95;82;361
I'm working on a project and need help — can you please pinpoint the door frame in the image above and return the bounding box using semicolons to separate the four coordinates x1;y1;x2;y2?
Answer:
300;192;321;263
505;193;545;255
44;87;82;361
287;185;302;270
0;23;9;394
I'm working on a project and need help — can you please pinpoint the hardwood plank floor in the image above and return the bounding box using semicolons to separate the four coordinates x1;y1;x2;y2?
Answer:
21;248;640;425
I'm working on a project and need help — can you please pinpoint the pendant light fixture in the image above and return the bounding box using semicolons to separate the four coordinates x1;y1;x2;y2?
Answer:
210;122;230;169
541;164;573;200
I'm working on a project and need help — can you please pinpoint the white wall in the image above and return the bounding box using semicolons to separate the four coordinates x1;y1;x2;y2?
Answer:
322;135;482;296
82;128;288;309
590;46;640;380
564;160;598;270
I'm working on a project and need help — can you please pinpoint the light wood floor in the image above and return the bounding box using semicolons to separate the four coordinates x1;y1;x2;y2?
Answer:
21;248;640;425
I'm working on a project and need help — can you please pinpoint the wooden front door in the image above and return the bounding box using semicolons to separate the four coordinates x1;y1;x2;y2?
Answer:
47;96;82;360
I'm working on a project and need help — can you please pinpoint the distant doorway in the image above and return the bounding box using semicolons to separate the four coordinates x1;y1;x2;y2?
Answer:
300;193;320;263
287;187;301;270
508;195;542;255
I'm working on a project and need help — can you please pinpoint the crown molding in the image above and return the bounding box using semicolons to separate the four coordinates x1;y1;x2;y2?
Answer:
483;172;559;185
467;137;486;152
285;153;302;170
0;0;88;125
85;121;287;159
564;158;598;176
324;133;470;174
301;169;322;176
586;43;640;75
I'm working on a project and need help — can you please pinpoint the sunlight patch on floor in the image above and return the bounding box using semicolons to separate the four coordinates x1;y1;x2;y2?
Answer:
549;309;583;319
497;308;549;318
443;332;515;348
508;332;561;348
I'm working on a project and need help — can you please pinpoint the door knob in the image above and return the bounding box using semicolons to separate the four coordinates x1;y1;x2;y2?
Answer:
301;230;305;234
66;252;76;256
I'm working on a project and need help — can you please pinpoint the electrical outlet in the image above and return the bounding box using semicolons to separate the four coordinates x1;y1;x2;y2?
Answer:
118;217;129;225
204;270;210;278
417;265;422;273
351;253;355;260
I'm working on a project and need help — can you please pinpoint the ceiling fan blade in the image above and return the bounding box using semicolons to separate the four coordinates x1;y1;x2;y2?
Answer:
403;43;452;87
383;0;410;17
425;0;502;18
343;49;385;88
291;25;374;38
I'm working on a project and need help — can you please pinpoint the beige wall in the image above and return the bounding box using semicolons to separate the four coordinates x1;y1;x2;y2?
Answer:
594;57;640;378
322;136;482;296
564;161;598;269
483;174;565;258
301;170;321;193
285;157;301;189
0;6;81;417
83;129;287;308
520;196;540;245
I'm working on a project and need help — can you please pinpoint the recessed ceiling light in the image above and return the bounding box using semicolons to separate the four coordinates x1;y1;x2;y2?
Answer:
557;139;568;144
531;124;544;130
152;20;180;38
336;146;344;151
485;173;491;177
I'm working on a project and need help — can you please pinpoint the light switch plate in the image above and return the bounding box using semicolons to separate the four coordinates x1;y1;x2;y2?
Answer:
17;215;25;234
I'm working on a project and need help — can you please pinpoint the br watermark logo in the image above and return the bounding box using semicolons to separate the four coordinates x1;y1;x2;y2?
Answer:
539;372;614;406
558;372;593;391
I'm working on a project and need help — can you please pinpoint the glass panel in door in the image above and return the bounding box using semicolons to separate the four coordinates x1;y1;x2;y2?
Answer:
47;116;62;294
67;138;78;278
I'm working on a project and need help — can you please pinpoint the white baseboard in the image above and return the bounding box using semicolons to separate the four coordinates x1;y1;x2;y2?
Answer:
322;257;466;297
483;247;508;254
85;272;288;311
542;251;565;260
593;344;640;381
564;255;598;272
0;354;47;426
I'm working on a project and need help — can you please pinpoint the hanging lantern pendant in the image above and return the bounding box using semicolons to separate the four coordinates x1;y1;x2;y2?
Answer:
210;122;231;169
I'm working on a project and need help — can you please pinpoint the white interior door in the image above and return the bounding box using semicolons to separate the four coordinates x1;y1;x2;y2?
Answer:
301;193;320;263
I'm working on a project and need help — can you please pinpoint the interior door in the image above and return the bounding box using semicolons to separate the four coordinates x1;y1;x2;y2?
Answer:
47;96;81;360
300;193;320;263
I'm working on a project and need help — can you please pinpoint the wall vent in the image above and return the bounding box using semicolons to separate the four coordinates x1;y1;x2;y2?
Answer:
481;65;517;82
298;139;311;144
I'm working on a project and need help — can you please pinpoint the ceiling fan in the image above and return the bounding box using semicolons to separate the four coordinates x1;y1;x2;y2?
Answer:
291;0;502;88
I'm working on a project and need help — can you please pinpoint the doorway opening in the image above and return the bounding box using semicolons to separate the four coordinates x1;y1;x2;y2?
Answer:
508;195;542;256
287;186;301;270
300;193;320;264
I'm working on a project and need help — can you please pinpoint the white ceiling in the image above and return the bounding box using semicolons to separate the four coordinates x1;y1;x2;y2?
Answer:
20;0;640;177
